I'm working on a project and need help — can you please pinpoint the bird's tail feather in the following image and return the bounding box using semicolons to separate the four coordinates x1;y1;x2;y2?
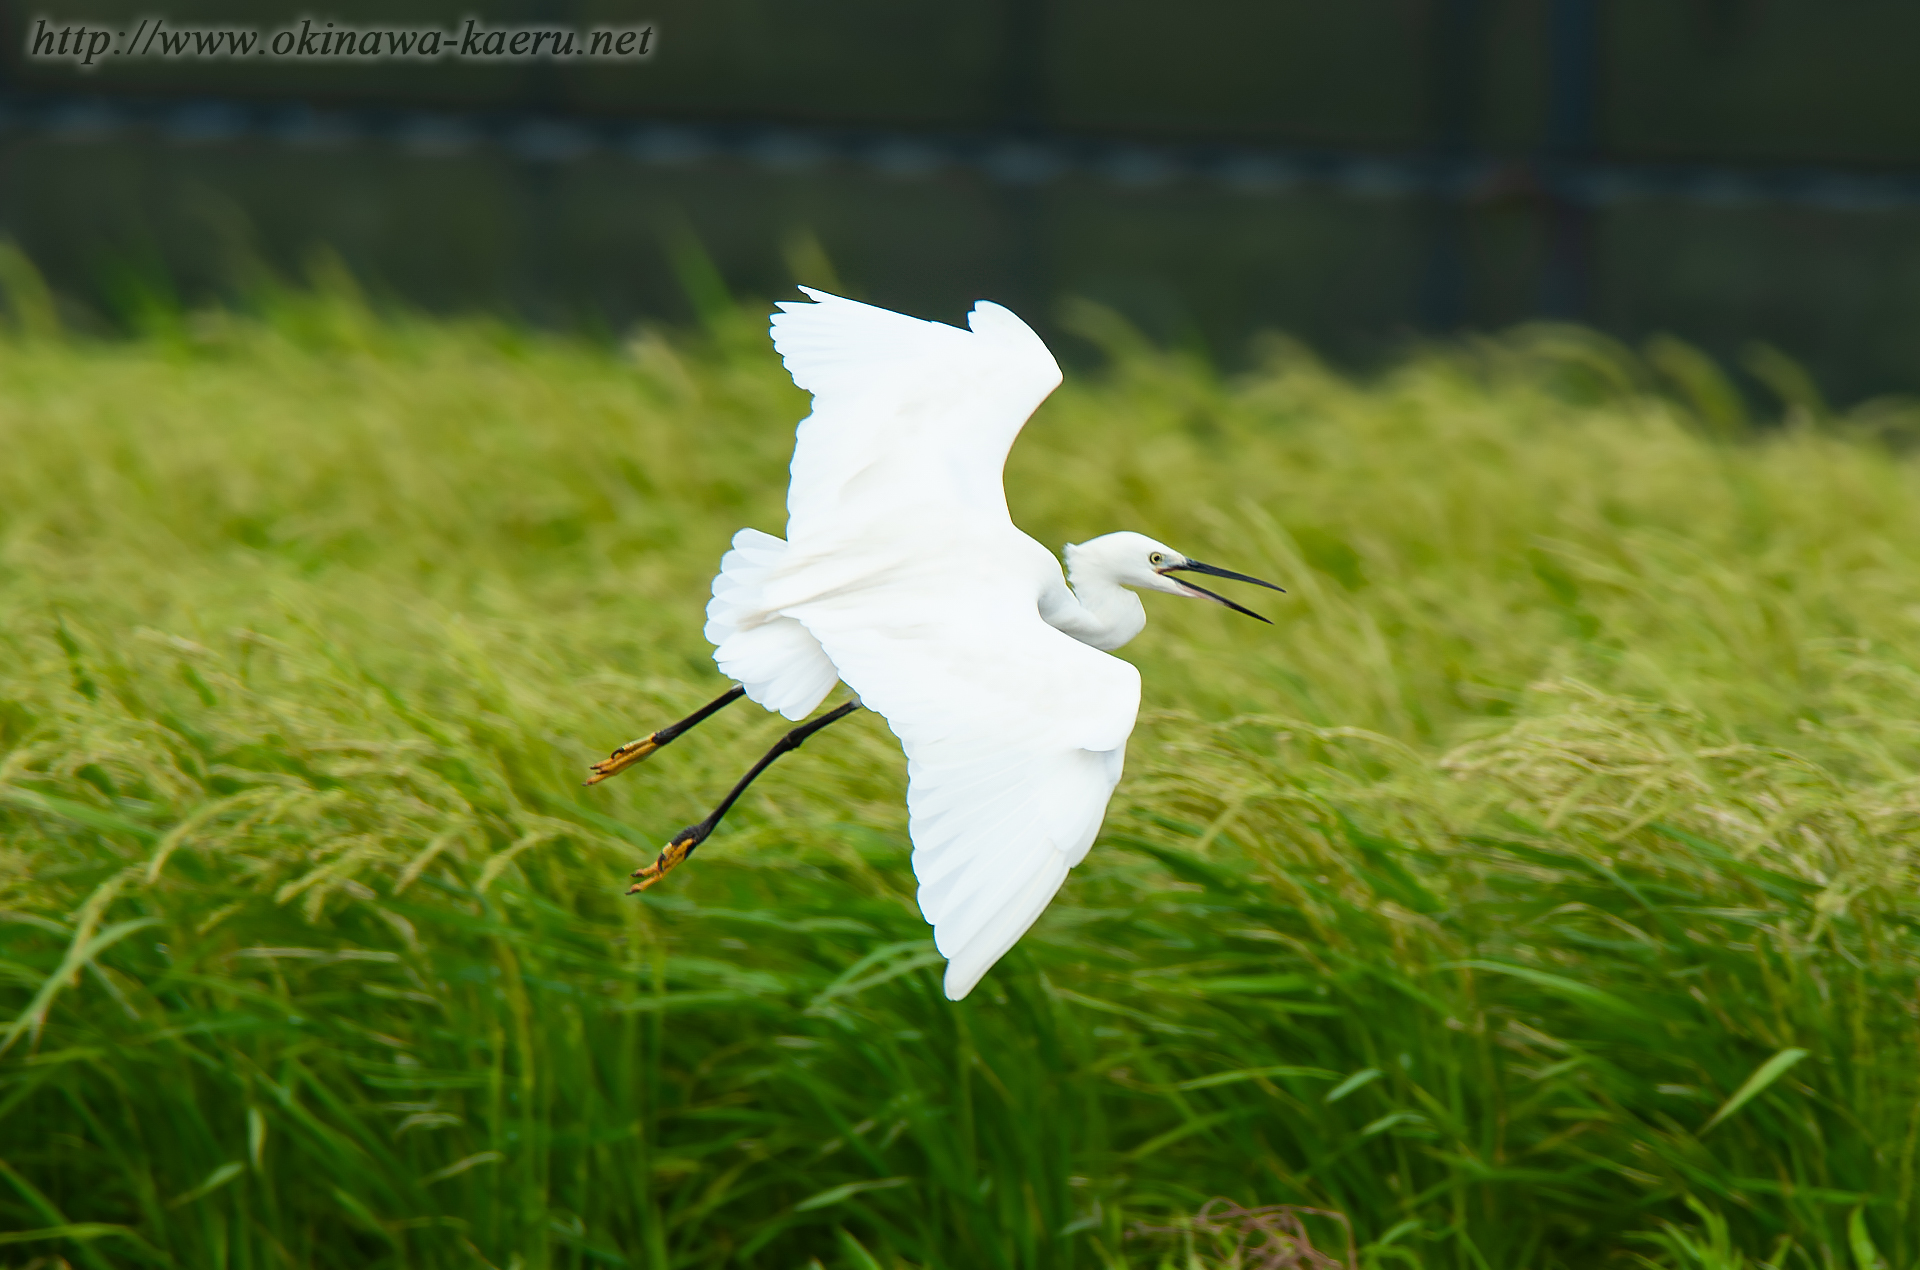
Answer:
705;528;840;720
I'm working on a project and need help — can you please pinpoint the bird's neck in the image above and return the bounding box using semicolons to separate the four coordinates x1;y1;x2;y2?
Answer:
1046;568;1146;652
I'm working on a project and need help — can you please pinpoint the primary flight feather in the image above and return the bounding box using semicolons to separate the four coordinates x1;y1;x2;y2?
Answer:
589;288;1283;1000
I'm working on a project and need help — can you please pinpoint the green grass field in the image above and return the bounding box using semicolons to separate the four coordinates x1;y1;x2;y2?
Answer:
1;272;1917;1270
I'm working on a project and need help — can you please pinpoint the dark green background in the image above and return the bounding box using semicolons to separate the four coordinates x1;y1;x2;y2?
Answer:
4;0;1919;399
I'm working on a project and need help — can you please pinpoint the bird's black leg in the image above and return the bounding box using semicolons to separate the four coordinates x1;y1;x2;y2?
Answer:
586;685;747;786
627;700;861;893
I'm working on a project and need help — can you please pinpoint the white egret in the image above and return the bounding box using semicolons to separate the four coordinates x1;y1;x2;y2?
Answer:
588;288;1283;1000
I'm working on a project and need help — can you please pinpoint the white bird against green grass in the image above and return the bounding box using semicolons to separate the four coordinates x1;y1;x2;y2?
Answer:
587;288;1283;999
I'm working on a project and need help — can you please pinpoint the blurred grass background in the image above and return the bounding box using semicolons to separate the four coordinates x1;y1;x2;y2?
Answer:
1;257;1918;1269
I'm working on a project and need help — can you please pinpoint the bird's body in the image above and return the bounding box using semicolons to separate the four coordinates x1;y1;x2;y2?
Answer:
597;288;1281;1001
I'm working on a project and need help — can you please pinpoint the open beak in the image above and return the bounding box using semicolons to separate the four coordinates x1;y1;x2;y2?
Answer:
1157;559;1286;624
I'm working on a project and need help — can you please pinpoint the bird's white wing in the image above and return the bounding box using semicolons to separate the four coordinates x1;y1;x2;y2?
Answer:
769;288;1062;542
765;288;1130;999
785;543;1141;1001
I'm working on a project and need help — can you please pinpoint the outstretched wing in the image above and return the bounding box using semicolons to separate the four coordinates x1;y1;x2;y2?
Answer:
787;549;1139;1000
763;289;1133;1000
769;287;1062;542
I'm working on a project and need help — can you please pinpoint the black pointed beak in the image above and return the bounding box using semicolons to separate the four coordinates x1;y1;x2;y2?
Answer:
1158;559;1286;624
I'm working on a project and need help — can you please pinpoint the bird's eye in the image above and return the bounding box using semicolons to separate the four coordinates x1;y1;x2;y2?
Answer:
1149;552;1164;566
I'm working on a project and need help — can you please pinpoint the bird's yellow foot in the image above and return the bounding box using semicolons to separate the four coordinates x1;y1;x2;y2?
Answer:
586;734;662;785
626;825;704;894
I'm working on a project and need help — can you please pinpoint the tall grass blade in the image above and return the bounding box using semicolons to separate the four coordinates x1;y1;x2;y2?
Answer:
1703;1048;1811;1134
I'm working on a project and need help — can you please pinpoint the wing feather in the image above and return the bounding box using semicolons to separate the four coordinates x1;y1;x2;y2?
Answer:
770;289;1062;542
746;289;1133;999
786;563;1139;1000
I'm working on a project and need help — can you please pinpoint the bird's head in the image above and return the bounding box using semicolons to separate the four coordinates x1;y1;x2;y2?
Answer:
1064;531;1285;623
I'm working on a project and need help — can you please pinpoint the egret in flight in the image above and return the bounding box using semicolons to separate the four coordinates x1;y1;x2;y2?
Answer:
587;288;1283;999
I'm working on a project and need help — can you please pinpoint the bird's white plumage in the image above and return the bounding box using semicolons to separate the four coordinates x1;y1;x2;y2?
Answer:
705;288;1141;999
773;288;1063;542
704;529;839;720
